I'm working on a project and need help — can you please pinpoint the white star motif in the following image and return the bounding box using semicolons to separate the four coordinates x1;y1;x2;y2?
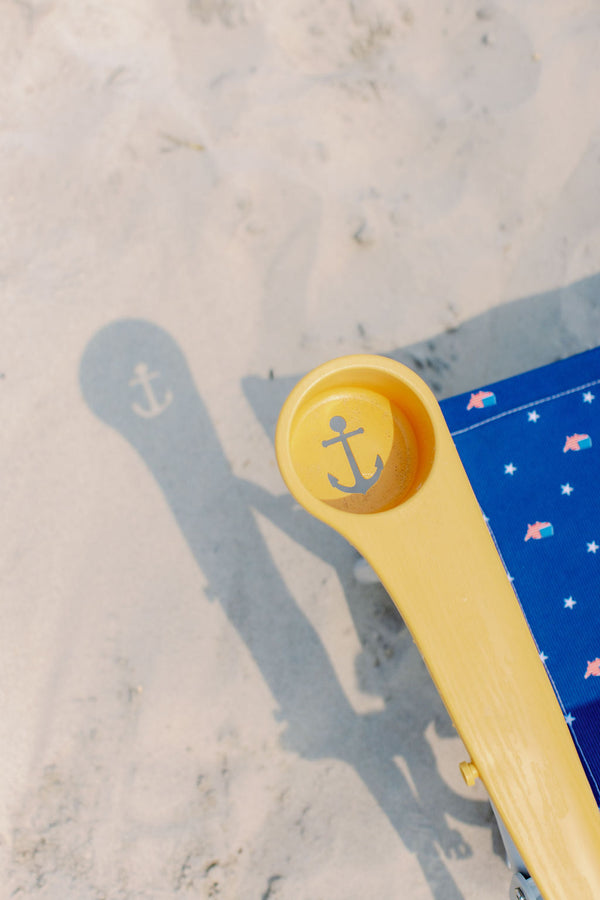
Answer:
583;391;595;404
540;651;548;663
588;541;599;554
504;463;517;475
561;483;573;495
564;596;576;609
565;713;576;726
527;410;540;422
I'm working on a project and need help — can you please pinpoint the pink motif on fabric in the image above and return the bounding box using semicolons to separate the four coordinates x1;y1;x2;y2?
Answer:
467;390;496;410
585;659;600;679
524;521;553;541
563;433;592;452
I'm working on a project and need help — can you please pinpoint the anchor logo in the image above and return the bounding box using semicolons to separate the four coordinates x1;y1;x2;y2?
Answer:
322;416;383;494
129;362;173;418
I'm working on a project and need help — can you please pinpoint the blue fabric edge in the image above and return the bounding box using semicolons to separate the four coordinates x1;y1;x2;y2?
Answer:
440;347;600;433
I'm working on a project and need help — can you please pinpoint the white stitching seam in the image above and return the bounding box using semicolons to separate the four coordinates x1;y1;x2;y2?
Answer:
450;377;600;437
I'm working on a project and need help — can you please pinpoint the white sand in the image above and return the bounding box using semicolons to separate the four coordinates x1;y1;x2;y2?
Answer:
3;2;600;897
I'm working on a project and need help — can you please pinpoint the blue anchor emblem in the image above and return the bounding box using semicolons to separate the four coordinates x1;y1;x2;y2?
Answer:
322;416;383;494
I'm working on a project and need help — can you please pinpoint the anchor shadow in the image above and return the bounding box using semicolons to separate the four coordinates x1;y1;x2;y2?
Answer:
80;281;600;898
80;319;493;900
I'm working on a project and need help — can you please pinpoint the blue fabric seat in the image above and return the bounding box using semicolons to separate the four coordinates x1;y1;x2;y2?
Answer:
441;348;600;805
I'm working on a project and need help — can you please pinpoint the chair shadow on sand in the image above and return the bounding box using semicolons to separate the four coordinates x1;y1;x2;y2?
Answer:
79;279;600;900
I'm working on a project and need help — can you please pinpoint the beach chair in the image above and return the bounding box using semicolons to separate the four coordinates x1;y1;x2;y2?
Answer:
275;349;600;900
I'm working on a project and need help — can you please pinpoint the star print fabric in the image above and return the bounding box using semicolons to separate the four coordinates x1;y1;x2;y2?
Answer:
440;348;600;805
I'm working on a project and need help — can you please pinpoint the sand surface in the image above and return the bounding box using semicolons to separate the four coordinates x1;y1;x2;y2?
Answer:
3;2;600;897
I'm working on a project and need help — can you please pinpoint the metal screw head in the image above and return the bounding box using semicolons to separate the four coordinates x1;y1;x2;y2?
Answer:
513;889;526;900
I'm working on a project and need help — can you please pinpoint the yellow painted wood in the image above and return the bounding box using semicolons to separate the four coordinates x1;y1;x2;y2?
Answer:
275;354;600;900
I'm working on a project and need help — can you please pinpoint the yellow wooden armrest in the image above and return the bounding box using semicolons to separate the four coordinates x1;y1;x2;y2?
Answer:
275;354;600;900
